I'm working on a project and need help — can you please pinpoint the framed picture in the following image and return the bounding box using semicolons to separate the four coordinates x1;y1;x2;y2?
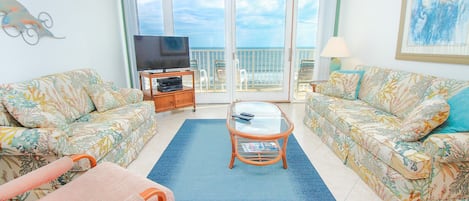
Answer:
396;0;469;64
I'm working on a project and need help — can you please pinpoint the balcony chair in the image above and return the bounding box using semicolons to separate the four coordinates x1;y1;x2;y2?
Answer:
214;60;226;90
0;154;174;201
235;59;248;91
190;59;208;91
214;60;247;91
296;59;315;92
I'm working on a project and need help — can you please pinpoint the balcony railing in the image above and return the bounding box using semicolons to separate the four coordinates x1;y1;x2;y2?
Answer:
190;47;315;90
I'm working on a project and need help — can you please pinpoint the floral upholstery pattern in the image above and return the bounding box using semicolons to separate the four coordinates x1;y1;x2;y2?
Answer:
119;88;144;105
316;70;364;100
2;78;74;131
399;96;449;142
304;66;469;200
85;83;126;112
363;69;434;119
0;69;157;201
0;100;20;127
423;77;469;100
354;66;390;105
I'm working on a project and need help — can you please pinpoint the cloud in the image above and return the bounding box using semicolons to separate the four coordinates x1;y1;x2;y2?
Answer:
237;0;282;15
194;0;224;9
137;0;318;47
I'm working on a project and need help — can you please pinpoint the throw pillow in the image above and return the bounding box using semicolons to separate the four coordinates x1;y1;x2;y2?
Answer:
118;88;143;104
399;96;449;142
85;83;126;112
431;87;469;133
320;70;365;100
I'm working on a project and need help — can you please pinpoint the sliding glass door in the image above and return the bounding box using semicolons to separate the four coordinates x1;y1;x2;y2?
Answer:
134;0;318;103
173;0;230;103
231;0;291;101
292;0;318;100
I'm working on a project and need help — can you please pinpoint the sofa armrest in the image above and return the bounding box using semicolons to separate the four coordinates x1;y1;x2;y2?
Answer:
424;133;469;163
0;126;69;155
119;88;144;104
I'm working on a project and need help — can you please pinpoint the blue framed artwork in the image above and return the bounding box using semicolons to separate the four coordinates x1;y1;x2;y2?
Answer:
396;0;469;64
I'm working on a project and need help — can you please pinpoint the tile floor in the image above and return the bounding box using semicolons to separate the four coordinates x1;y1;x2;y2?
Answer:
127;103;383;201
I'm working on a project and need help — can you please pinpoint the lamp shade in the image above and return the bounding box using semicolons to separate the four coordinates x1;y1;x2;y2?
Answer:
320;37;351;58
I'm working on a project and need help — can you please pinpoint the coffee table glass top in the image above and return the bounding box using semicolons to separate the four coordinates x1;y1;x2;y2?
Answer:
228;101;291;136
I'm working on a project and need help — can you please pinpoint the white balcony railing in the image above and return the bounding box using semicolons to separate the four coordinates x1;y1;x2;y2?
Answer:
190;48;315;90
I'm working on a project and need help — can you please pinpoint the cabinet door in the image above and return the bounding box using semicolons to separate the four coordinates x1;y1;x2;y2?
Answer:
154;95;175;112
175;91;194;107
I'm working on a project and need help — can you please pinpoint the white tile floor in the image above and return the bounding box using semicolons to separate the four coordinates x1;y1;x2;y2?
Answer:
127;103;383;201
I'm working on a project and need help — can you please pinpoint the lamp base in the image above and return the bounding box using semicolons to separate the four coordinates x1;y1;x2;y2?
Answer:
329;57;342;74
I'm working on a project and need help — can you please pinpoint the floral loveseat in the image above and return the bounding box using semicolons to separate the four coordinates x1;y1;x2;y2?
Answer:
0;69;157;200
304;65;469;201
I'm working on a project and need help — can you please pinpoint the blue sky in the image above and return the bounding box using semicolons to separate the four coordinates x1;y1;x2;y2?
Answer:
137;0;318;48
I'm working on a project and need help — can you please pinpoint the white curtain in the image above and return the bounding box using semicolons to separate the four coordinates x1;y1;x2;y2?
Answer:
121;0;140;88
314;0;338;80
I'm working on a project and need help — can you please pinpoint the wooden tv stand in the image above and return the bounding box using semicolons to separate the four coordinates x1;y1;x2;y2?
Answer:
139;71;196;112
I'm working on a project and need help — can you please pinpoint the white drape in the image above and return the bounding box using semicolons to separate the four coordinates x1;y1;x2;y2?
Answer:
314;0;339;80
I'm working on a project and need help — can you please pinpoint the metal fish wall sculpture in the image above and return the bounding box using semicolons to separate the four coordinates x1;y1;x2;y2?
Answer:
0;0;64;45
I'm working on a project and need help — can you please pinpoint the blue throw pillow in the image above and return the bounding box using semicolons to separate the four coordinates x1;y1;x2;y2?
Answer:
337;70;365;99
432;87;469;133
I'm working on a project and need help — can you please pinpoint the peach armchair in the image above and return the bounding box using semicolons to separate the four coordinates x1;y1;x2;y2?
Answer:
0;154;174;201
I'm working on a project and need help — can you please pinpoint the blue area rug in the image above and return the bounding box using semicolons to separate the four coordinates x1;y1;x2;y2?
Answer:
147;119;335;201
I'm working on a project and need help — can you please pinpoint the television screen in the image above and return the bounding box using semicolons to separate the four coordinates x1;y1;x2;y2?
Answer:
133;35;190;72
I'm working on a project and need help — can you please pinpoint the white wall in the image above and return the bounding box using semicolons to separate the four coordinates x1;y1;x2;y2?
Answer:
0;0;130;87
339;0;469;80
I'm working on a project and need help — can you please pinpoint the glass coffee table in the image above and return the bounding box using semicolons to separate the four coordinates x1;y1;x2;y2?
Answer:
226;101;294;169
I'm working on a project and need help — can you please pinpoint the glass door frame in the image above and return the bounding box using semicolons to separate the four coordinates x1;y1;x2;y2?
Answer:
226;0;294;103
126;0;308;103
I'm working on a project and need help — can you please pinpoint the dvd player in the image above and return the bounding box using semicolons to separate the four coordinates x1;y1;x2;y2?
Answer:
157;77;182;87
157;84;183;92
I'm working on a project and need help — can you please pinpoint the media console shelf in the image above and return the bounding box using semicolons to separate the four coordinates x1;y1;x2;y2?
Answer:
139;71;196;112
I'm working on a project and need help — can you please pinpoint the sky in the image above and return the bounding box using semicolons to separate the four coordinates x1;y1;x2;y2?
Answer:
137;0;318;48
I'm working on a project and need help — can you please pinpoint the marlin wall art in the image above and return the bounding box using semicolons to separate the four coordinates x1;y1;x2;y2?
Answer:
0;0;64;45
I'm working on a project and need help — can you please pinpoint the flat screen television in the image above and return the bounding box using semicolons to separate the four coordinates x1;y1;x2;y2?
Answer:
133;35;190;72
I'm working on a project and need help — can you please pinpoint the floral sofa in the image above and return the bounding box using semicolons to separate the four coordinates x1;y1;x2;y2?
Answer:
0;69;157;200
304;65;469;201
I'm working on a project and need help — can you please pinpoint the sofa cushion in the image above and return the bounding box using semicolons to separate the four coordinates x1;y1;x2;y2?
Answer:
355;66;391;105
85;83;126;112
308;92;431;179
1;78;73;131
431;88;469;133
318;70;364;100
399;96;449;141
66;121;130;159
65;102;154;159
0;105;20;127
307;93;401;135
349;122;432;179
44;69;103;120
118;88;143;105
0;88;21;127
423;77;469;100
76;101;155;135
368;70;434;119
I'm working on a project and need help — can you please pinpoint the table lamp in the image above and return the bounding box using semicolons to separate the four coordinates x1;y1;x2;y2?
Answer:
320;37;351;74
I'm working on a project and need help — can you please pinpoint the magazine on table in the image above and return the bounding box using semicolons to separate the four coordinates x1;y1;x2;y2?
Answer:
241;141;278;152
